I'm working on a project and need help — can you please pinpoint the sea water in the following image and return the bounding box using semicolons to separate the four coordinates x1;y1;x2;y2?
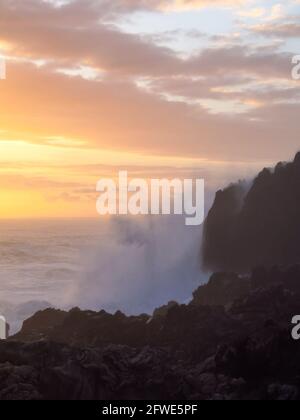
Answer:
0;216;206;333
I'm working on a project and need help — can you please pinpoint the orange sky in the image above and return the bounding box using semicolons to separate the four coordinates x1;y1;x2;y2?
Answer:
0;0;299;218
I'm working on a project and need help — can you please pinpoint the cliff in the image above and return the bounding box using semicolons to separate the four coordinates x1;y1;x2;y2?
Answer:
202;153;300;272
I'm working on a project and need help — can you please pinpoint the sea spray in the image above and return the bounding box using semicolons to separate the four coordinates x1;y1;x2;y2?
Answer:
67;215;208;315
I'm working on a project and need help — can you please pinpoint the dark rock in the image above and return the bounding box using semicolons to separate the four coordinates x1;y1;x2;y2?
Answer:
202;152;300;272
2;269;300;399
192;272;250;307
152;301;179;319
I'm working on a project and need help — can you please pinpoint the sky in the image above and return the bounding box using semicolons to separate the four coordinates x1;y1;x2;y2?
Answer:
0;0;299;218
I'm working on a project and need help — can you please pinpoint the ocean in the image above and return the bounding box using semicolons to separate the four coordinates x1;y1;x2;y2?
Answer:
0;217;207;333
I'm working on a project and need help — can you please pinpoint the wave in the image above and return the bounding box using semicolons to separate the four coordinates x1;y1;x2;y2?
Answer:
65;215;208;315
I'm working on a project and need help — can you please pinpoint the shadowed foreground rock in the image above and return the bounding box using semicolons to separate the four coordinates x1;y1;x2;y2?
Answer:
0;266;300;400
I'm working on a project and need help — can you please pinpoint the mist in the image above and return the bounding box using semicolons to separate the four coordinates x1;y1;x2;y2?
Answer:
67;215;208;315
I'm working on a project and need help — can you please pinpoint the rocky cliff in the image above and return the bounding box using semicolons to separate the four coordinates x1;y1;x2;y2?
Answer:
202;153;300;272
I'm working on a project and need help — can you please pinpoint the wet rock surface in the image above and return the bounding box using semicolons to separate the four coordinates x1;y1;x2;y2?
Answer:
0;266;299;400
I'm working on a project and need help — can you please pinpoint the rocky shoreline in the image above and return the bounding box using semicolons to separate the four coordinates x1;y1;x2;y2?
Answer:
0;266;299;400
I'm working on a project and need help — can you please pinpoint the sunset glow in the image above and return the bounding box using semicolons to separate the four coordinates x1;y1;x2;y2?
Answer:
0;0;299;218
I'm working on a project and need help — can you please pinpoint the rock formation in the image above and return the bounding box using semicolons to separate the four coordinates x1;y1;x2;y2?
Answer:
0;266;299;400
202;153;300;272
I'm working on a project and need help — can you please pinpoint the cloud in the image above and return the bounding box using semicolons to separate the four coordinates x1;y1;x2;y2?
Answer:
0;0;299;165
0;1;180;76
156;0;248;11
96;0;250;14
0;3;290;77
0;0;294;81
251;22;300;38
0;2;293;79
1;59;300;163
237;8;266;18
143;73;300;106
265;4;285;22
242;4;299;39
